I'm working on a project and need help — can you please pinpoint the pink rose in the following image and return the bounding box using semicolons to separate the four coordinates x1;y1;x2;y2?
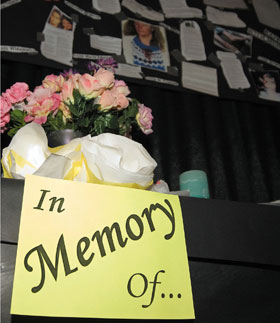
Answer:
78;73;104;99
0;97;11;132
94;68;115;88
0;96;11;115
115;93;129;110
24;115;34;123
68;73;81;89
24;115;48;125
33;116;48;125
136;104;153;135
59;102;72;120
2;82;31;104
0;113;10;132
25;86;61;120
114;80;130;96
42;74;65;92
98;90;116;111
61;80;74;103
26;86;52;106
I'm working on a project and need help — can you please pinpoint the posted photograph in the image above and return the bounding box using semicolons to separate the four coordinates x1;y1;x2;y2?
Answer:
214;26;253;57
250;70;280;102
122;19;170;72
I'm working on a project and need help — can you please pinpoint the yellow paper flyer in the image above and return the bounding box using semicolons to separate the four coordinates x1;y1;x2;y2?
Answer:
11;174;195;319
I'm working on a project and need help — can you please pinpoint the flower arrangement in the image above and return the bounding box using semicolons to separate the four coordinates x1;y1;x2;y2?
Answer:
0;66;153;138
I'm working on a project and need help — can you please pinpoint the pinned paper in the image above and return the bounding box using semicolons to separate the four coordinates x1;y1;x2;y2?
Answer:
40;5;76;66
159;0;203;18
122;0;164;22
90;34;122;55
64;0;101;20
257;56;280;70
92;0;121;14
114;62;143;79
252;0;280;31
0;45;38;55
0;0;21;10
73;53;112;60
11;175;195;320
182;61;218;97
203;0;248;10
206;6;246;28
217;51;250;89
180;21;206;61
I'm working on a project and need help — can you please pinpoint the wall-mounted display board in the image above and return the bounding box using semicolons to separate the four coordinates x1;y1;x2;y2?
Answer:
1;0;280;106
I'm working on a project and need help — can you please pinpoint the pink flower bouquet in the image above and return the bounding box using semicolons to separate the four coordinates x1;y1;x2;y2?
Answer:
0;68;153;138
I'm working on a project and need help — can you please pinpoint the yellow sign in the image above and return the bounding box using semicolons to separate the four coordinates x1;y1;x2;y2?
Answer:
11;175;195;319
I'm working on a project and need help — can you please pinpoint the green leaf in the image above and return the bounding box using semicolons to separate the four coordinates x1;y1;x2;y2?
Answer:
127;102;138;118
94;118;106;135
46;110;68;131
108;115;119;129
73;89;82;105
80;101;86;114
85;102;98;114
10;110;25;123
69;103;80;117
103;114;113;127
77;118;90;128
118;115;125;125
7;127;19;137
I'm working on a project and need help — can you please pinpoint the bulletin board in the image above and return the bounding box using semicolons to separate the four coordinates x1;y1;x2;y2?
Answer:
1;0;280;106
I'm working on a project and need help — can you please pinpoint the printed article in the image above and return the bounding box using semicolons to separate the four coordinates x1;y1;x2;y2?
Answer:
40;6;76;66
180;21;206;61
217;51;250;89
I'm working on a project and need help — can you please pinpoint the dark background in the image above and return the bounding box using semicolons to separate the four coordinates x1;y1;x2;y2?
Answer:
1;0;280;202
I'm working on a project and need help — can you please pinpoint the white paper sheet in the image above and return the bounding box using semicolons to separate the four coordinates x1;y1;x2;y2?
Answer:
263;29;280;45
159;0;203;18
182;62;218;97
0;0;21;10
73;53;113;60
40;6;76;66
145;76;179;86
114;63;143;79
92;0;121;14
159;22;180;35
64;0;101;20
252;0;280;30
0;45;38;54
180;21;206;61
217;51;250;89
247;28;280;51
203;0;248;9
206;6;246;28
90;34;122;55
257;56;280;70
121;0;164;21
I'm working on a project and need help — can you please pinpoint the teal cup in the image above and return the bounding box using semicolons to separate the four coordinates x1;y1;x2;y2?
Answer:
179;170;210;199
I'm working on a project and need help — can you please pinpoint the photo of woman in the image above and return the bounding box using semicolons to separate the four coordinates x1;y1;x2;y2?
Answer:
61;15;73;30
122;19;170;72
48;8;62;28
